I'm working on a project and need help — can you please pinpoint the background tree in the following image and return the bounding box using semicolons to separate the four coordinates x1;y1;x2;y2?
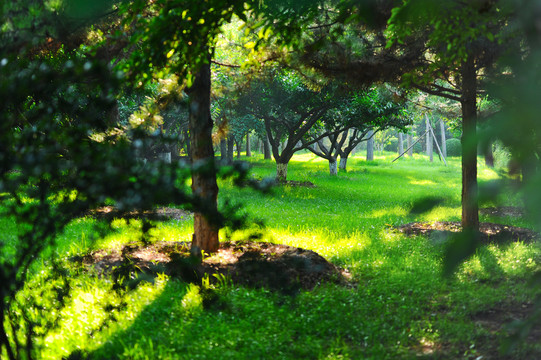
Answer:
306;86;409;173
237;69;342;181
386;0;516;230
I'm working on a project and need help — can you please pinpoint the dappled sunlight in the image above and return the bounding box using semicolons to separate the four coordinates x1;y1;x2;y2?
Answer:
479;167;500;181
491;242;539;275
290;153;326;163
367;206;408;219
180;283;203;315
42;277;169;359
90;218;193;250
92;219;145;250
380;228;403;244
417;206;461;223
152;221;193;242
457;242;540;283
409;179;436;186
262;228;371;260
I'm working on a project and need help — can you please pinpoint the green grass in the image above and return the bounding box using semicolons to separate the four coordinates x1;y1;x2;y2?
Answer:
3;152;541;359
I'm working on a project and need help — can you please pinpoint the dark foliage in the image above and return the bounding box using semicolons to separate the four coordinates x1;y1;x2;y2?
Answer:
0;45;258;360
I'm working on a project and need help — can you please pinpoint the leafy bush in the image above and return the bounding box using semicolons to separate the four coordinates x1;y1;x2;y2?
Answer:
384;138;398;152
446;138;461;157
412;141;423;154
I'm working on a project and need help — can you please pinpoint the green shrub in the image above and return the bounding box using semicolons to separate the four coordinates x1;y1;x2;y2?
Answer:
412;141;423;154
384;138;398;152
446;138;461;157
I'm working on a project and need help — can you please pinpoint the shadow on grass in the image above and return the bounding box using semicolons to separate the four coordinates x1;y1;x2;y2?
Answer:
72;231;541;360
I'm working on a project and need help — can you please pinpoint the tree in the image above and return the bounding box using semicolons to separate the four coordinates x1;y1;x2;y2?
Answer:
119;0;256;253
186;57;220;253
119;0;334;248
237;69;340;181
305;87;409;173
386;0;514;230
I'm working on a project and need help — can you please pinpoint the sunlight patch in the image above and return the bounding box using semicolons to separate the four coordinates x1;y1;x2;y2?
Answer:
418;207;460;223
478;167;499;180
409;179;436;186
42;279;167;359
368;206;408;219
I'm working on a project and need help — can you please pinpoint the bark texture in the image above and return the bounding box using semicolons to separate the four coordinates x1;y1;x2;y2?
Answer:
246;133;251;157
407;133;413;157
188;60;219;253
235;139;241;158
398;133;404;155
220;139;227;162
329;160;338;175
339;157;348;171
276;162;288;182
366;130;374;161
461;56;479;230
263;136;271;160
226;137;234;164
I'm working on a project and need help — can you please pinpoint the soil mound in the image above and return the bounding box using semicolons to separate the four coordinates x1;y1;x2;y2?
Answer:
76;241;352;294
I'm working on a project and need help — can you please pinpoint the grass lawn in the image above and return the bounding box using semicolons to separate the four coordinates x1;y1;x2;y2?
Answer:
3;151;541;359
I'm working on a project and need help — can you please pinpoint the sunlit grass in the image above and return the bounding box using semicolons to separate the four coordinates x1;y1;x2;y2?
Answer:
3;151;541;359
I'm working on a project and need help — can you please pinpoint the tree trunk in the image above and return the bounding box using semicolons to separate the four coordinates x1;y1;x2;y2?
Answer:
246;133;251;157
276;162;288;182
227;137;234;164
366;130;374;161
461;55;479;231
188;59;219;254
235;139;241;158
264;136;271;160
220;139;227;162
339;157;348;171
440;119;447;158
329;159;338;175
407;133;413;157
398;133;404;155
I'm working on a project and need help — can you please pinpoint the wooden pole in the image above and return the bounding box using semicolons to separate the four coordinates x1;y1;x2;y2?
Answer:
428;121;447;166
392;130;429;163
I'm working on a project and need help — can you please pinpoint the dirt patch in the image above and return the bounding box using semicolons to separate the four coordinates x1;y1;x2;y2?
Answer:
89;206;191;221
397;221;540;244
469;302;541;358
471;302;541;339
480;206;525;218
76;241;352;294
